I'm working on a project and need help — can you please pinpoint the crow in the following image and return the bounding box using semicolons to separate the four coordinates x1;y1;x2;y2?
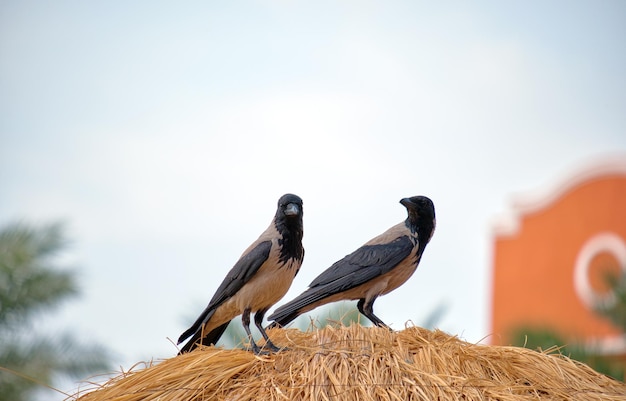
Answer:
177;193;304;354
268;195;435;329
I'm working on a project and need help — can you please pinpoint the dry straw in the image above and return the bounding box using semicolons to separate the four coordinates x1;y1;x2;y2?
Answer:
70;325;625;401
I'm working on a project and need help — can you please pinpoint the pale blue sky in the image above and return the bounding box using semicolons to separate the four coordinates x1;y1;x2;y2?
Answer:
1;1;626;395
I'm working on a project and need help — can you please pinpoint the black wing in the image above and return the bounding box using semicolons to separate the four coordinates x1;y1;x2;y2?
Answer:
177;240;272;344
268;236;414;324
310;235;414;289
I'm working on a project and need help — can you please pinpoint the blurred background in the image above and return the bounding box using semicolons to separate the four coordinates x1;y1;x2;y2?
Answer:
1;1;625;399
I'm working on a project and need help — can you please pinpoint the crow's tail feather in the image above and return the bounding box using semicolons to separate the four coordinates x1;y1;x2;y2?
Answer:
178;321;230;354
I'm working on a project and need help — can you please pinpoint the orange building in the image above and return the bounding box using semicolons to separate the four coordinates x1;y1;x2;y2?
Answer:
490;155;626;354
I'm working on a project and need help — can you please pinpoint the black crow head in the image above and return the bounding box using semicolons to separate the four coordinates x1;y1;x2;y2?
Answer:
276;193;303;222
400;196;436;240
275;193;304;263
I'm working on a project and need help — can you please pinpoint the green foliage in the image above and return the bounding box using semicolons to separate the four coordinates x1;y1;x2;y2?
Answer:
0;222;76;325
510;327;624;381
421;301;448;330
218;300;449;349
288;301;373;331
596;272;626;332
0;222;111;401
281;300;448;333
216;301;371;349
510;269;626;382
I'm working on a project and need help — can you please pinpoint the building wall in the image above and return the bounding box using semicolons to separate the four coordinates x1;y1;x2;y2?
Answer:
490;161;626;347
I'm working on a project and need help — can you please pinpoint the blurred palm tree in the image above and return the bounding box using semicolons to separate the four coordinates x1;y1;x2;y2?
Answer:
0;222;111;400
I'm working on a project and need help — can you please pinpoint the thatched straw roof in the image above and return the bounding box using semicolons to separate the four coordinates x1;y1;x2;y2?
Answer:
70;325;625;400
